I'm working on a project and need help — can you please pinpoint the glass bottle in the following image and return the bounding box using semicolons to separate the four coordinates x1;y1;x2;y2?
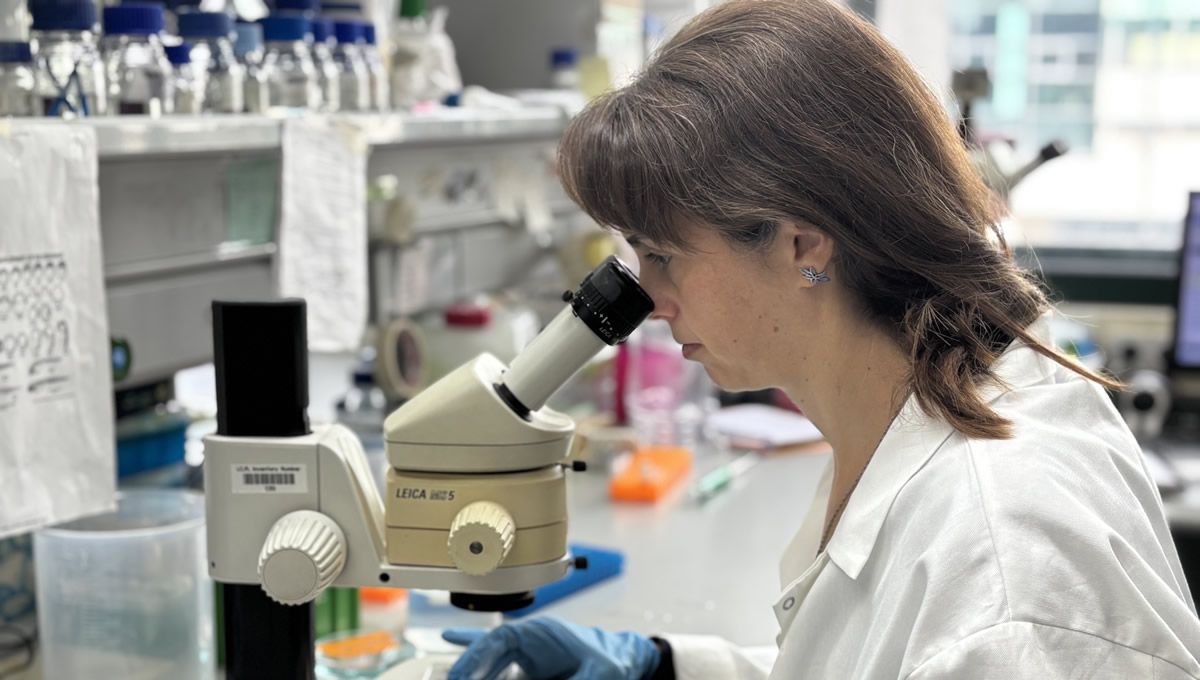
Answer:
361;23;388;111
29;0;107;117
332;20;369;112
101;2;172;116
177;10;244;113
0;41;38;116
259;15;320;111
309;16;340;112
233;21;269;113
165;41;201;114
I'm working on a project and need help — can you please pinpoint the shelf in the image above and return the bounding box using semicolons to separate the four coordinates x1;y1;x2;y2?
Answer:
88;115;282;158
78;108;569;159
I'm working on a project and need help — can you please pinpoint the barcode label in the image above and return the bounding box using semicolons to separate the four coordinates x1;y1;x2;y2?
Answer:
232;464;308;494
243;473;295;486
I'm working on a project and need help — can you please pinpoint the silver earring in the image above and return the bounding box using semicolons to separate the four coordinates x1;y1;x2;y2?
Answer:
800;266;830;284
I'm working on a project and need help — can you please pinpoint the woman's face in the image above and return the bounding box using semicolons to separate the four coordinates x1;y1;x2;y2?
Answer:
627;225;821;392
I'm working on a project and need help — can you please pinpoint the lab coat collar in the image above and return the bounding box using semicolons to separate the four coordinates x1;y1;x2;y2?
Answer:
824;317;1057;580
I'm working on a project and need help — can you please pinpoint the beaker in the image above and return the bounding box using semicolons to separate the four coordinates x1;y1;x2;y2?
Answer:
34;489;213;679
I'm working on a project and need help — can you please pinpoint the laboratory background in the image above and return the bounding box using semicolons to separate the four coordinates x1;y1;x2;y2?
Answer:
0;0;1199;678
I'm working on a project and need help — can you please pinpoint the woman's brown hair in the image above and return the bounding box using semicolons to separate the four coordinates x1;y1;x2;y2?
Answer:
557;0;1119;439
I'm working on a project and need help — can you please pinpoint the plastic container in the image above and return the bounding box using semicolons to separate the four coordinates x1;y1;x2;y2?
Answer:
624;319;715;449
419;302;525;384
260;14;321;111
310;16;341;111
315;627;414;679
332;20;369;111
102;2;172;115
358;587;409;635
29;0;107;116
177;10;244;113
115;408;190;477
0;41;37;116
34;489;213;679
165;41;202;114
361;23;388;111
233;21;269;113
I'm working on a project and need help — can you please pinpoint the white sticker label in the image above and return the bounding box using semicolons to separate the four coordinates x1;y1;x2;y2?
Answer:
232;464;309;494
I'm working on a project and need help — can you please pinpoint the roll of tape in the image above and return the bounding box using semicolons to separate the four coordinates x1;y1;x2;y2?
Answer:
376;317;427;402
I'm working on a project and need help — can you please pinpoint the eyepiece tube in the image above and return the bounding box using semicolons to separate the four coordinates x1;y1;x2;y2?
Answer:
498;256;653;415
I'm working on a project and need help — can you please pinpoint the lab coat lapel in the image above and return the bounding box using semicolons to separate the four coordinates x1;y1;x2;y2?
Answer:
823;318;1056;581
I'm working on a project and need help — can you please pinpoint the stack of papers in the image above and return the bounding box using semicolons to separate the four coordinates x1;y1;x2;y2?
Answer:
707;404;824;450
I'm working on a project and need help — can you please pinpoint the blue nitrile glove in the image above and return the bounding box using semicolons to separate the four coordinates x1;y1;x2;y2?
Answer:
442;616;660;680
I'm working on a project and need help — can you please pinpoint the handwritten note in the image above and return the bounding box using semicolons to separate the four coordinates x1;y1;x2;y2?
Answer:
279;118;368;353
0;123;115;538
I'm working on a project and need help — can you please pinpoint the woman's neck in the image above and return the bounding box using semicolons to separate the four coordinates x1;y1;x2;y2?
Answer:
784;317;911;512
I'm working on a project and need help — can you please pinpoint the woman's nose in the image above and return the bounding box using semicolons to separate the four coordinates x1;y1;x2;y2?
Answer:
643;281;677;322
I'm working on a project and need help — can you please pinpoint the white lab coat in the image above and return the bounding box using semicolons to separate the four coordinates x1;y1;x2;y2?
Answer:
665;322;1200;678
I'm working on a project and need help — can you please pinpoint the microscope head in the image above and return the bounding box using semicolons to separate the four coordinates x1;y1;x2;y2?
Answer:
381;257;653;609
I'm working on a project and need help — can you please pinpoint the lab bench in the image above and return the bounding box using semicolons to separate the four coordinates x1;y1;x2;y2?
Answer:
0;446;830;679
546;447;830;646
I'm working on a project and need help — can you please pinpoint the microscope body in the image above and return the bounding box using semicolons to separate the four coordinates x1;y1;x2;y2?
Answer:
204;353;574;608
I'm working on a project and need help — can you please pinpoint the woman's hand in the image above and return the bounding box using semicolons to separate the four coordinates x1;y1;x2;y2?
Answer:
442;616;660;680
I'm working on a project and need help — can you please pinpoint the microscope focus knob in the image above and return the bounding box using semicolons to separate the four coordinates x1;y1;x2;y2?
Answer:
448;501;516;576
258;510;347;605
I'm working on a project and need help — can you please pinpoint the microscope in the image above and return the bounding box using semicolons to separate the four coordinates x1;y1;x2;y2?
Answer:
203;256;653;679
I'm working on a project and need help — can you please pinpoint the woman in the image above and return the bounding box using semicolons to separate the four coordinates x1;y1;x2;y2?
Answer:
444;1;1200;678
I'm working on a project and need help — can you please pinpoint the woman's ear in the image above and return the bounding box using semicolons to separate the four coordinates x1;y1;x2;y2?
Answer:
783;221;834;284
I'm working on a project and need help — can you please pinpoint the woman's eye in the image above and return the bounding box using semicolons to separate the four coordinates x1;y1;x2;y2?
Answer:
645;251;672;269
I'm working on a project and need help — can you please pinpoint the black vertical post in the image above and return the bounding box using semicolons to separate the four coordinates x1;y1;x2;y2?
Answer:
212;300;316;680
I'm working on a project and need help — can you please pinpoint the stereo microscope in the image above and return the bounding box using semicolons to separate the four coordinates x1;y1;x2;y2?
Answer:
204;256;653;679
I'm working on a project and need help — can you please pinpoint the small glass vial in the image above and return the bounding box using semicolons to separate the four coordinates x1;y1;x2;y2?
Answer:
102;3;173;116
233;21;269;113
165;42;201;114
361;24;388;112
550;47;580;90
0;41;38;116
29;0;107;117
259;15;320;111
177;10;244;113
332;20;369;112
309;17;340;112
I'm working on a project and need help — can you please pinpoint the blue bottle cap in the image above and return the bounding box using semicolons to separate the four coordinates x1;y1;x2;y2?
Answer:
164;42;192;65
310;16;333;42
332;20;361;44
274;0;320;12
0;41;33;63
551;47;578;68
260;15;311;42
362;23;375;45
28;0;97;32
102;3;165;36
233;21;263;58
178;11;234;39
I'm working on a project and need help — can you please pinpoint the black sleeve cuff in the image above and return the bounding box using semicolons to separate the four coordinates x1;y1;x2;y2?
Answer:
648;636;676;680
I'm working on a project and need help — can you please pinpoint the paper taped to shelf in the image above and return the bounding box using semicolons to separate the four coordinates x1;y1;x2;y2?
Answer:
279;118;368;353
0;123;115;539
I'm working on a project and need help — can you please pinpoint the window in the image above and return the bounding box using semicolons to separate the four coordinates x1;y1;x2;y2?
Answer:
952;0;1200;251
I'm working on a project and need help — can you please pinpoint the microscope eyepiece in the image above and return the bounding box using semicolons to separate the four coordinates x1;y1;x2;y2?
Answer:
496;256;654;416
570;256;655;346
